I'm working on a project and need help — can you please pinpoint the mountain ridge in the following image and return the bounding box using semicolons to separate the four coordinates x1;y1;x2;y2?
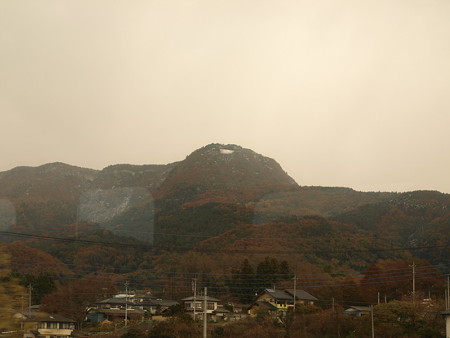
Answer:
0;143;448;272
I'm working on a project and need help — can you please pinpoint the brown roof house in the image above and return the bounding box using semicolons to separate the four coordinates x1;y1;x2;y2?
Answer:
87;295;146;323
248;289;317;318
23;313;76;338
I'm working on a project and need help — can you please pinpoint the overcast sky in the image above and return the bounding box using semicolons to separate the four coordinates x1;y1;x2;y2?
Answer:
1;0;449;193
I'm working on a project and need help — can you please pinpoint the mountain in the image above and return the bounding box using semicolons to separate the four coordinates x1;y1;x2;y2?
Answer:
331;190;450;263
92;163;176;192
0;161;175;234
155;144;298;210
250;187;397;224
0;163;98;232
0;162;97;202
0;143;449;275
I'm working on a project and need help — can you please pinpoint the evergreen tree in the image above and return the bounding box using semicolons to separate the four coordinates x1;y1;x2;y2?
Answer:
231;259;256;304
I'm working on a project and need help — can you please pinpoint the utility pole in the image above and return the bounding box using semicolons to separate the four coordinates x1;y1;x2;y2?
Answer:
445;290;448;311
410;261;416;305
124;281;129;326
193;278;197;320
203;287;207;338
445;274;450;310
28;284;32;310
293;274;297;315
370;305;375;338
20;295;24;330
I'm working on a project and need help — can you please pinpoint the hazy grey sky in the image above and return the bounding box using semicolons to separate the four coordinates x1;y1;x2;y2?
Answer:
1;0;449;193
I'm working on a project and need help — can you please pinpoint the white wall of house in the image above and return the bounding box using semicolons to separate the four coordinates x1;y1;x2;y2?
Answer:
185;301;218;314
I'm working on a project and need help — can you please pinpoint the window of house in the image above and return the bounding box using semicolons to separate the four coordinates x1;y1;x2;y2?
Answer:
60;323;74;329
48;322;58;329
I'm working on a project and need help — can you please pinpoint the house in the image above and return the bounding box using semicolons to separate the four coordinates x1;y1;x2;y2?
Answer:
87;308;145;323
181;295;221;320
14;305;41;319
285;289;318;305
248;289;317;317
129;294;179;315
23;313;76;338
343;306;371;317
88;294;178;322
95;296;128;309
224;303;248;321
211;305;231;322
248;301;278;317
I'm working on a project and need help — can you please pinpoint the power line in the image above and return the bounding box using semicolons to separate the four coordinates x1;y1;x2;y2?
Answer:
9;262;446;292
7;255;450;280
2;230;449;255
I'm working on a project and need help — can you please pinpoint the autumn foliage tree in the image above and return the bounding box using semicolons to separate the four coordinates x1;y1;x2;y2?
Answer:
360;259;443;303
40;274;117;323
231;258;255;303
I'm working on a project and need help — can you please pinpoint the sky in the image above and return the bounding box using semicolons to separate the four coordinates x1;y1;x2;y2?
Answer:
1;0;449;193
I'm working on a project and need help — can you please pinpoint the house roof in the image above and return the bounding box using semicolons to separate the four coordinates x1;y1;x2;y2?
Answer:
262;289;293;300
25;313;76;323
148;300;179;307
213;306;230;314
97;308;145;315
344;306;371;312
96;297;128;305
284;289;318;301
182;295;220;302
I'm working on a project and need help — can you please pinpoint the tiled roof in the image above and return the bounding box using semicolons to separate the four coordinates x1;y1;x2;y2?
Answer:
25;313;76;323
284;289;318;301
263;289;293;300
96;297;127;305
345;306;370;312
182;295;220;302
147;300;179;307
213;306;230;314
97;308;145;315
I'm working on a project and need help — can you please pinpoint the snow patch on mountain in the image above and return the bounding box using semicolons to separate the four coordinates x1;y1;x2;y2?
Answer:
220;149;234;154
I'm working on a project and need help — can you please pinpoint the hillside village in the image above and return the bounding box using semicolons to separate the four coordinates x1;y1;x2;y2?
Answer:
6;282;450;338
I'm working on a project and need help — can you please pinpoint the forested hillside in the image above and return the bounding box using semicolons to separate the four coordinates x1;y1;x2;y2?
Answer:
0;144;449;312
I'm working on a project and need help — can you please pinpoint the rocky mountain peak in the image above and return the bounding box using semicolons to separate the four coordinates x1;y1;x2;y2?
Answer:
156;143;298;206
